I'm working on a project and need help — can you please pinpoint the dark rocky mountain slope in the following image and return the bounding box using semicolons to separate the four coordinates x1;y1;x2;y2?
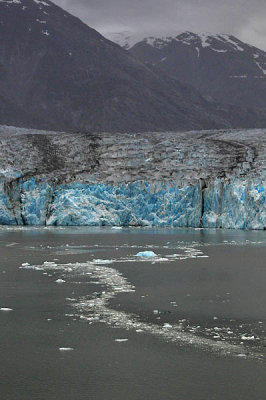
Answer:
0;1;265;132
129;32;266;111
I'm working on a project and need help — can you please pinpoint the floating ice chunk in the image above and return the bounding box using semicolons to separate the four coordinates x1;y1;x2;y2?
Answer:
22;262;30;266
55;279;66;283
241;335;255;341
44;261;57;266
136;251;157;258
0;308;13;311
59;347;74;351
115;339;128;342
111;227;123;230
92;259;113;265
163;323;173;329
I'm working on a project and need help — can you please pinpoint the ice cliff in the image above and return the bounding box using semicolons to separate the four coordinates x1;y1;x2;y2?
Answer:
0;126;265;229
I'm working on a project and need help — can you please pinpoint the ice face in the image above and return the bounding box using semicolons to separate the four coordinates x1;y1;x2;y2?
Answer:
0;128;265;229
0;178;265;229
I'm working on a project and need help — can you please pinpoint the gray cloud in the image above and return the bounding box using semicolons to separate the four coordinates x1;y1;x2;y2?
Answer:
53;0;266;50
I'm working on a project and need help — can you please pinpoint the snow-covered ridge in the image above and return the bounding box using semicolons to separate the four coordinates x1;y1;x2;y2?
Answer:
142;31;249;52
110;30;266;76
108;30;266;67
107;30;252;51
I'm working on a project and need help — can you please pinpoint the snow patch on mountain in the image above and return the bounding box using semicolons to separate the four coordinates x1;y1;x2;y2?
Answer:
255;61;266;75
0;0;50;5
32;0;50;6
0;0;22;4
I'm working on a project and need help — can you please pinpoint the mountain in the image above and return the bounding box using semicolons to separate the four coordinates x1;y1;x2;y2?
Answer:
127;32;266;110
0;0;235;133
0;2;266;132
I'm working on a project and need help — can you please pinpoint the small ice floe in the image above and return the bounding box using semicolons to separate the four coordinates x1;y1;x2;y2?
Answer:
135;251;157;258
111;227;123;230
0;308;13;311
22;262;30;267
59;347;74;351
115;339;128;342
55;279;66;284
163;323;173;329
241;335;255;341
92;259;113;265
44;261;57;267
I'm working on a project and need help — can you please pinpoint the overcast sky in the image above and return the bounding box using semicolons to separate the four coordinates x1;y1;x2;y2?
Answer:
53;0;266;50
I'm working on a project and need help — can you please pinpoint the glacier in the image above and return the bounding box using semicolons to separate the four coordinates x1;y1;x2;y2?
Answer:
0;126;265;229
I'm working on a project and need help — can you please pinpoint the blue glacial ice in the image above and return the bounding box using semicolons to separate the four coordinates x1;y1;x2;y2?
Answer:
136;251;158;258
0;178;265;229
0;127;265;229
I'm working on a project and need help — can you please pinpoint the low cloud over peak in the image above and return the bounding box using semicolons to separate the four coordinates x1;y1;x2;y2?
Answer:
52;0;266;50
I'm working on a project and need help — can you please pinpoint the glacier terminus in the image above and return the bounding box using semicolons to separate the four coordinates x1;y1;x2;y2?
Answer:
0;126;265;229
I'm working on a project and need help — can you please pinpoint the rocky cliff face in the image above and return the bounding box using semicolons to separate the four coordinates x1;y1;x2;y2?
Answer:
0;126;265;229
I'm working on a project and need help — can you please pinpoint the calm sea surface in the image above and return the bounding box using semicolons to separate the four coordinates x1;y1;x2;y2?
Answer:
0;227;265;400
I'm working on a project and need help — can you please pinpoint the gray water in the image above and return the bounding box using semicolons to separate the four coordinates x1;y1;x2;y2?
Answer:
0;227;265;400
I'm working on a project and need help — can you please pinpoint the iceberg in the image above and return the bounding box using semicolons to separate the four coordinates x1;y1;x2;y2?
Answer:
136;251;158;258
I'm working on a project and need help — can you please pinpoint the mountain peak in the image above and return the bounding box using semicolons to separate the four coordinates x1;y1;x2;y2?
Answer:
1;1;266;132
107;30;261;54
128;30;266;111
